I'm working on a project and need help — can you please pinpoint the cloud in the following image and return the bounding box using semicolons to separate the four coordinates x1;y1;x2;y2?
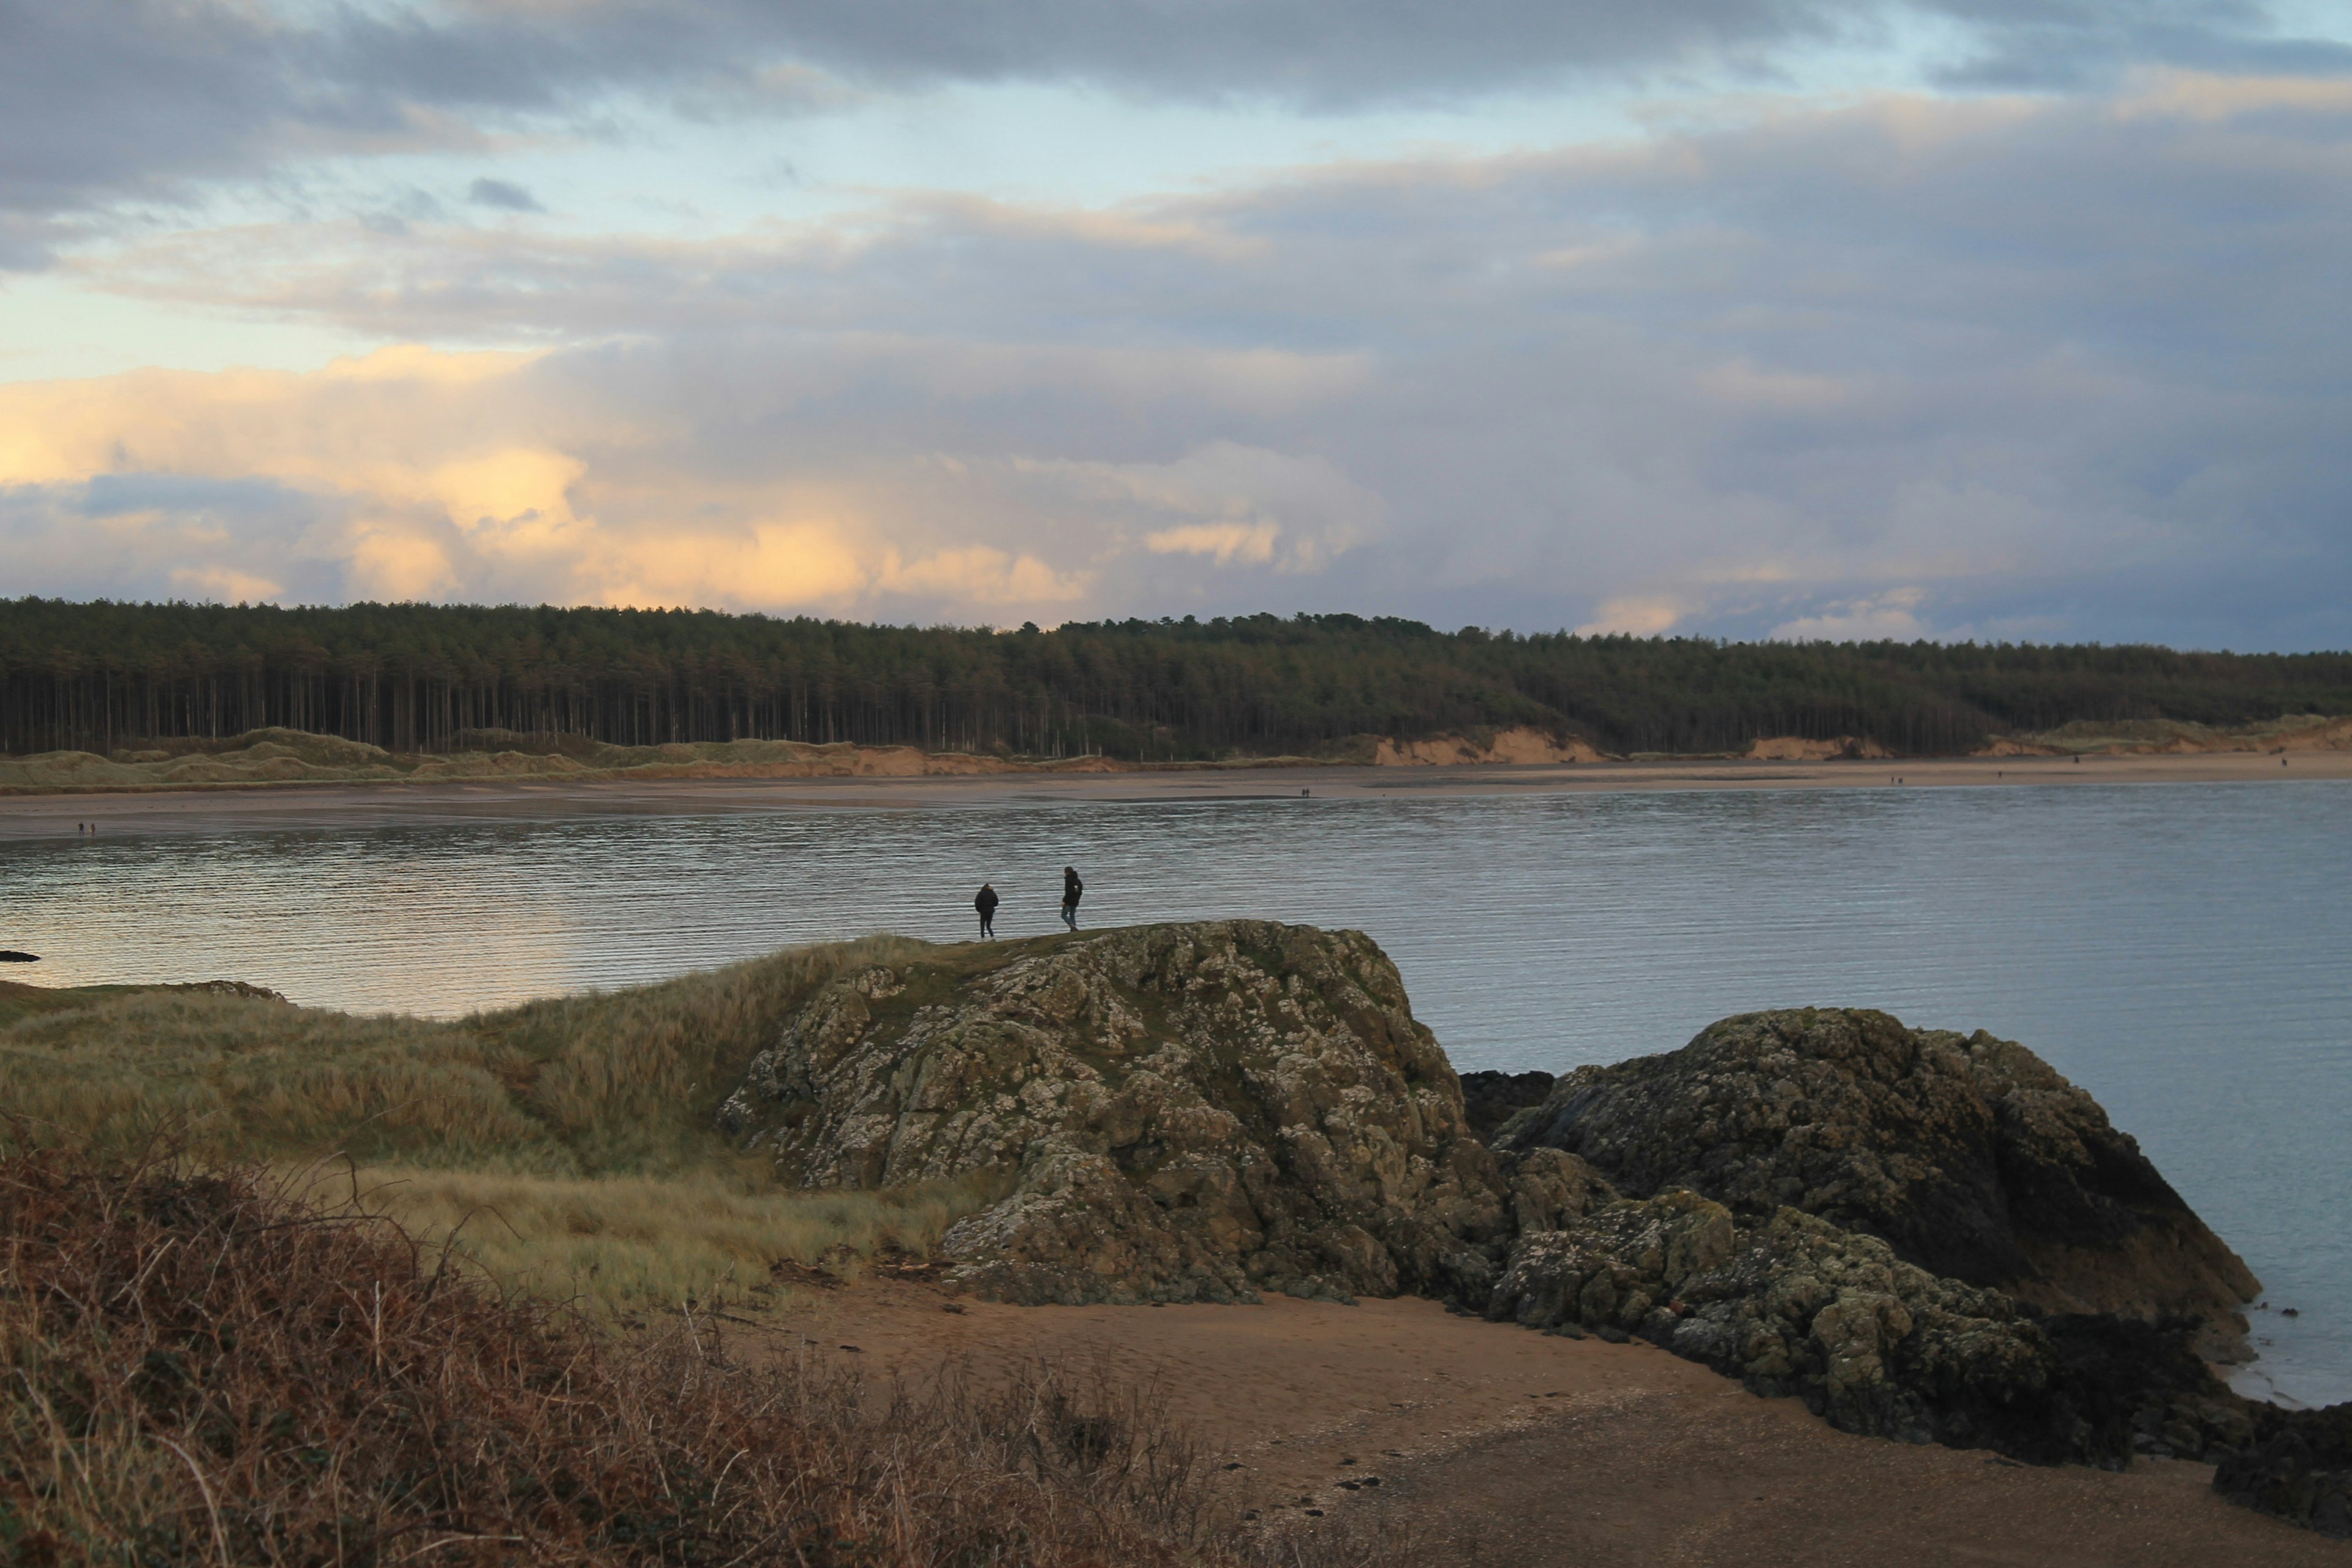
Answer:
601;521;870;611
6;71;2352;646
0;347;1372;624
1769;586;1931;641
1148;522;1281;566
878;546;1092;605
465;177;541;212
1009;443;1384;576
0;473;357;605
7;0;2349;270
1572;597;1694;636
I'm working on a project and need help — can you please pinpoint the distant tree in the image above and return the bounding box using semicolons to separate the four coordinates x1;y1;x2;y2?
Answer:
2;597;2345;758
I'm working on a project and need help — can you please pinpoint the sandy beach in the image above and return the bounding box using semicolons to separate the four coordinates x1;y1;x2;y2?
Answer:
752;1273;2347;1567
2;747;2344;842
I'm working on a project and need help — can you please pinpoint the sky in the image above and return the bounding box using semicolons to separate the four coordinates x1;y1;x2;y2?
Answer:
2;1;2348;647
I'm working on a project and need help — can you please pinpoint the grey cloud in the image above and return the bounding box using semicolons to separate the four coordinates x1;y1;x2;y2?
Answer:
1928;0;2352;86
466;178;542;212
376;0;2344;108
21;57;2352;645
8;0;2348;267
479;89;2352;645
0;475;355;605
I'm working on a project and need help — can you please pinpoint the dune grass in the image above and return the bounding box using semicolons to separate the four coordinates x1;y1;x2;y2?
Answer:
0;935;929;1174
336;1164;1012;1312
0;935;1005;1310
2010;712;2352;754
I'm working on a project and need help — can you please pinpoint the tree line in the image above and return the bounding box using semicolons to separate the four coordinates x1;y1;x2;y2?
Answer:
4;598;2346;760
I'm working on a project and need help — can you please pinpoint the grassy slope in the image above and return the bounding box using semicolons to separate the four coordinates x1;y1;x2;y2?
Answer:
0;936;1035;1309
2002;713;2352;754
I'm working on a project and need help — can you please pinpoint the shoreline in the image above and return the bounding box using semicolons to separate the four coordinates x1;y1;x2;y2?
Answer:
2;747;2346;840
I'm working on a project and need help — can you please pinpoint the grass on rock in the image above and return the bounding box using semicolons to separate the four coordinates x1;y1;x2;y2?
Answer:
0;936;1012;1311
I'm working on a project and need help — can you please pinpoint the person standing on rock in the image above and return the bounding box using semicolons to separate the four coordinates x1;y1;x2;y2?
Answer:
1060;865;1084;931
974;882;1000;940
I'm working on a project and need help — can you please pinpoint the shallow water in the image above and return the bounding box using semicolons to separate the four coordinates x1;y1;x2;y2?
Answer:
5;782;2347;1404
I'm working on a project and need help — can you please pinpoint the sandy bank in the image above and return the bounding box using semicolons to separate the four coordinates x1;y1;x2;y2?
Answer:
1373;725;1607;765
0;729;1133;796
747;1277;2344;1567
3;747;2345;841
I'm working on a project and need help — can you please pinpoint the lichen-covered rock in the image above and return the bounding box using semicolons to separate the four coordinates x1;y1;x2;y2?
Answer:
1491;1196;2043;1442
716;921;1509;1304
1506;1147;1612;1235
1485;1193;2256;1466
1494;1008;2258;1353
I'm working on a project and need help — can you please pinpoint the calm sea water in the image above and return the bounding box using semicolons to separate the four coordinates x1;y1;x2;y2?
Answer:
5;782;2347;1405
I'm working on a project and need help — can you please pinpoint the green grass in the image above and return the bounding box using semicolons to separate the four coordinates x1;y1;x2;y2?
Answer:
0;934;1038;1309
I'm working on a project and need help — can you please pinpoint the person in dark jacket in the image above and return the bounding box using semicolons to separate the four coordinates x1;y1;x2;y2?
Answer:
1060;865;1083;930
974;882;999;939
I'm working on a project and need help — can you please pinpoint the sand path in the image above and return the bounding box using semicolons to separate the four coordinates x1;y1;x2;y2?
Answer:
2;748;2344;840
745;1278;2346;1567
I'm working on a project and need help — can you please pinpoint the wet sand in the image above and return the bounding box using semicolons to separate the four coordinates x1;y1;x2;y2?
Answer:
748;1277;2347;1567
3;748;2344;841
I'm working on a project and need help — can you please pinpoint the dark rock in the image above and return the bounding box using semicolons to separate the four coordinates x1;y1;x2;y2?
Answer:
2214;1404;2352;1538
1483;1189;2256;1468
0;951;38;962
1494;1008;2257;1354
1477;1011;2274;1474
717;921;1510;1305
1458;1069;1555;1142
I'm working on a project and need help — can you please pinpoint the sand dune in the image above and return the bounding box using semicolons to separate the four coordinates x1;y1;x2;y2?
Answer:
0;728;1126;794
1980;714;2352;757
1373;726;1607;765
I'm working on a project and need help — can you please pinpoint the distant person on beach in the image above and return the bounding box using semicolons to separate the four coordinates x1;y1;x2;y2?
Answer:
975;883;999;939
1061;865;1084;930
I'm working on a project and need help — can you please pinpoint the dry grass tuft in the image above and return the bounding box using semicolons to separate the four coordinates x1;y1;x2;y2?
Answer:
1;1146;1423;1567
337;1164;1011;1314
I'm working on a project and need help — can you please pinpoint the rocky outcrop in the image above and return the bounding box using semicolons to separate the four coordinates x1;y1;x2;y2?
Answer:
2214;1405;2352;1538
1493;1008;2258;1355
717;935;2320;1524
1485;1185;2256;1466
716;921;1509;1305
1477;1008;2291;1477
